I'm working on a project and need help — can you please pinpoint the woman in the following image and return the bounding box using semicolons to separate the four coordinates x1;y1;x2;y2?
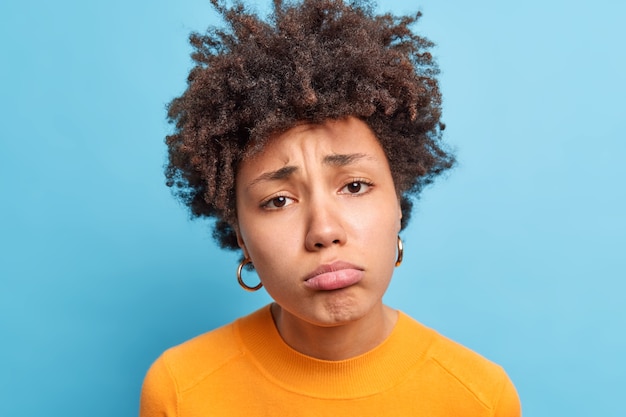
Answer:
140;0;521;415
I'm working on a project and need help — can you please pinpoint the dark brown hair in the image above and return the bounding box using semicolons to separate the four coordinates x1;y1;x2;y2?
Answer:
165;0;454;250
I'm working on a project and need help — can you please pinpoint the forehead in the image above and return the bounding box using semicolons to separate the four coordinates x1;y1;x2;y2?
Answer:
242;117;387;170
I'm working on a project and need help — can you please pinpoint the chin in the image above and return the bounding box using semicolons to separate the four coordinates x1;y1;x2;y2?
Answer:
313;296;374;326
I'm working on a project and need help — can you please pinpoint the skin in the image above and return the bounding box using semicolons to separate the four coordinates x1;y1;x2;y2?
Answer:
235;117;402;360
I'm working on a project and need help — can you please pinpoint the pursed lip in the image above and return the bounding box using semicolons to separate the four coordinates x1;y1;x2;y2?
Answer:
303;261;364;291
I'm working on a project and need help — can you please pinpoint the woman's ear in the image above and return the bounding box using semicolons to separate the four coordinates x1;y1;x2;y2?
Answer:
235;226;249;259
396;198;403;232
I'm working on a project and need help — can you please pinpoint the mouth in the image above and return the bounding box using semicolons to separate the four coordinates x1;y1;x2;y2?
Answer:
303;261;364;291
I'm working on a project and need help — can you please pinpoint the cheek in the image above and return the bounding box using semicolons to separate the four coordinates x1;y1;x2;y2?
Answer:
239;216;302;269
346;212;399;258
351;199;400;234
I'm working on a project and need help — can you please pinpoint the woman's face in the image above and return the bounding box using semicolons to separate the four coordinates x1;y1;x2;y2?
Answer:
235;117;402;328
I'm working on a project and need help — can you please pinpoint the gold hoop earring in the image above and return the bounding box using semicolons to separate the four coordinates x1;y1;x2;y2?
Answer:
395;236;403;267
237;258;263;292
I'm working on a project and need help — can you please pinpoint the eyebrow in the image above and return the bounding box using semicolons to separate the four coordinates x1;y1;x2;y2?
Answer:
247;166;298;189
247;153;369;189
322;152;369;167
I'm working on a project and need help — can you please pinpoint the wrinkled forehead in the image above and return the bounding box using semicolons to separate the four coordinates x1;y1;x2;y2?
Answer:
239;117;386;165
235;117;391;189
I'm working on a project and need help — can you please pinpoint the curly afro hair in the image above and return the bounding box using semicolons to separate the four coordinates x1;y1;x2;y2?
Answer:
165;0;455;250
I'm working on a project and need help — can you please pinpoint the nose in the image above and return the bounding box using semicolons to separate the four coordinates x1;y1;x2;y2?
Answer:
304;197;347;251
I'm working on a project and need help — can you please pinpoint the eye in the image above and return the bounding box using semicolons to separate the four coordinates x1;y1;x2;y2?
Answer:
261;195;295;209
340;180;373;195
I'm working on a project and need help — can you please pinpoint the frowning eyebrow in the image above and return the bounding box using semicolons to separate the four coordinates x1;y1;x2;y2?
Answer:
247;166;298;189
247;152;370;189
322;152;369;167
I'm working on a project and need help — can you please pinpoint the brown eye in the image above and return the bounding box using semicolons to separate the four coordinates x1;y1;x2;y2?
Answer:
346;182;362;193
262;195;294;209
272;196;287;207
340;180;372;195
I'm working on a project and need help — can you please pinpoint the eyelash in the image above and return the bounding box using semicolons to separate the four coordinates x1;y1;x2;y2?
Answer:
339;179;374;195
260;179;374;210
261;194;294;210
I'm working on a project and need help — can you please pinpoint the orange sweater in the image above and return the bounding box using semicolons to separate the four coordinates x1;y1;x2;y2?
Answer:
140;306;520;416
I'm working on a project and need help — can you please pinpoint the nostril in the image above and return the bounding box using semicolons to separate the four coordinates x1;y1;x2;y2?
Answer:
332;239;340;244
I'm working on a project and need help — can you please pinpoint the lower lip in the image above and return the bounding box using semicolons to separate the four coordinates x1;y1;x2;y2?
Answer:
304;269;364;291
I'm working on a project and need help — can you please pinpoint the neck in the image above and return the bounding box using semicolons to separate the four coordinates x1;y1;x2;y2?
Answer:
270;302;398;361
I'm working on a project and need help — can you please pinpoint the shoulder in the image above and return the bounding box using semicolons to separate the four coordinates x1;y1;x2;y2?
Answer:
139;317;248;417
144;315;248;393
162;319;246;388
400;313;521;416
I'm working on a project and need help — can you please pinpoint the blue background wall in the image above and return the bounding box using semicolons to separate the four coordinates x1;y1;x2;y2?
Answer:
1;0;624;415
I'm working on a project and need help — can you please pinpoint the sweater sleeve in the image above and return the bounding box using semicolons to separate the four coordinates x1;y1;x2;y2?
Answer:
493;373;522;417
139;355;178;417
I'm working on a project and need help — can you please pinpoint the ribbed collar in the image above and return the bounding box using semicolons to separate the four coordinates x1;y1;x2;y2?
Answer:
235;305;434;399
